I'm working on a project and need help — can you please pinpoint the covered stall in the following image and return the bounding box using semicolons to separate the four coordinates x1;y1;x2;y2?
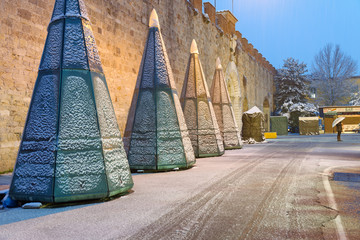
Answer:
299;117;319;135
242;106;265;143
270;116;288;135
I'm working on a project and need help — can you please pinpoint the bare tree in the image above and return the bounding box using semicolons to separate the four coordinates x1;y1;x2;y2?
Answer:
311;44;358;106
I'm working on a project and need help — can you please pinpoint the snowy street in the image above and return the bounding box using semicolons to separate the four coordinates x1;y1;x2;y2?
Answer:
1;134;360;240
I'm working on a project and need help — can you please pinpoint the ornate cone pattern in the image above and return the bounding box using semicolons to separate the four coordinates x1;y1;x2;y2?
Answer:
123;9;196;170
210;58;242;149
9;0;133;203
180;40;224;158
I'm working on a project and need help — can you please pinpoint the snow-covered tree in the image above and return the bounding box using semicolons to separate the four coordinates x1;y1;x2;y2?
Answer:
275;58;309;114
349;91;360;106
311;44;358;106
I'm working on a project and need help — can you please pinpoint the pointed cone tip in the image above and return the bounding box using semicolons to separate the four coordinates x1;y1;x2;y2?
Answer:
190;39;199;54
149;9;160;29
216;57;222;69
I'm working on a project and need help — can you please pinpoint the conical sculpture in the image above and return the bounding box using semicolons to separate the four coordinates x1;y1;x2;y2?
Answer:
123;9;195;171
210;58;242;149
180;40;224;157
9;0;133;203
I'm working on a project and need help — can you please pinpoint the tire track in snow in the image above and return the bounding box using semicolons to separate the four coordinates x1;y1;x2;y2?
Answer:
127;144;300;240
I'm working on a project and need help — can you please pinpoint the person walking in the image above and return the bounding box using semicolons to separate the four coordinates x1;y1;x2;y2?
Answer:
336;122;343;141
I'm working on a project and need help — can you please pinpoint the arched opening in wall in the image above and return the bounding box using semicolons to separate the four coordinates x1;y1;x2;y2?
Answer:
225;61;242;131
263;98;270;132
243;97;248;112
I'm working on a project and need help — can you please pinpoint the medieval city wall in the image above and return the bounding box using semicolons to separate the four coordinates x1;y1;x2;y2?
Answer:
0;0;275;172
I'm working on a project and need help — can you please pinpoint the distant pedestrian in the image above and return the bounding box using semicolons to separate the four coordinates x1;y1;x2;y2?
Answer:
336;122;343;141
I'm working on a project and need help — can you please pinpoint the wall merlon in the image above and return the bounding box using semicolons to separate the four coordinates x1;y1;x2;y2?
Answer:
235;31;242;40
190;0;203;13
215;12;227;34
203;2;215;24
216;10;237;35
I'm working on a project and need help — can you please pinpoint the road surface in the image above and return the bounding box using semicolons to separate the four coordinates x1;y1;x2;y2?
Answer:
0;134;359;240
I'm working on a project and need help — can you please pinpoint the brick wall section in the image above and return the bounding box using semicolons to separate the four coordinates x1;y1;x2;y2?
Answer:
216;13;228;34
0;0;276;172
190;0;202;12
204;2;215;24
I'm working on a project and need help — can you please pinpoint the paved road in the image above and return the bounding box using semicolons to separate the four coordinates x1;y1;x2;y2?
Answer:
0;134;359;240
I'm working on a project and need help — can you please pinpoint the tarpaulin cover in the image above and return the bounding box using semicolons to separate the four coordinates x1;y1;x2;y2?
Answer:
242;106;265;142
9;0;133;203
299;117;319;135
270;116;288;136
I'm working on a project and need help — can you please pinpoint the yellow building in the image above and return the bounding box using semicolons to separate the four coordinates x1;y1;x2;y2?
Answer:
321;106;360;133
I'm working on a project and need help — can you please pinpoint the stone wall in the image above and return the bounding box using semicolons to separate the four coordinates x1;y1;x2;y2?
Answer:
0;0;276;172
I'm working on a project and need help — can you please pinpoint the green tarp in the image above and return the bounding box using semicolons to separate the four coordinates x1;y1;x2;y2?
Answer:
270;116;288;135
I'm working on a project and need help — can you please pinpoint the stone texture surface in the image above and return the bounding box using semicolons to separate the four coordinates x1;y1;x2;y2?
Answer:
124;22;195;170
0;0;275;172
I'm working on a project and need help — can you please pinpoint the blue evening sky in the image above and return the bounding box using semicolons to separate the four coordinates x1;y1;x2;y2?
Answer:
209;0;360;73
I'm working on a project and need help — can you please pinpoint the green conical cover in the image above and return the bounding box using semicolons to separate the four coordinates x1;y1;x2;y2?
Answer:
123;9;195;171
9;0;133;203
210;58;242;149
180;40;224;158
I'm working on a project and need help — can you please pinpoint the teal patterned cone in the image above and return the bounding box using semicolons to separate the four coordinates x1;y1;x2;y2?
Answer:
9;0;133;203
123;9;195;170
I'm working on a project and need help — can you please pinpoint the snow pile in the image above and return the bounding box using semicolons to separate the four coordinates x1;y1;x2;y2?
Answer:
244;106;262;114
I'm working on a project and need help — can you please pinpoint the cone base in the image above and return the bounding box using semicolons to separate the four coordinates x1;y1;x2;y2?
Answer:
130;161;196;172
10;184;134;203
224;145;243;150
197;151;224;158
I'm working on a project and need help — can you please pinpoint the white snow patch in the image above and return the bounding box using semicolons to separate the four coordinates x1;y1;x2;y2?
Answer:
244;106;262;114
